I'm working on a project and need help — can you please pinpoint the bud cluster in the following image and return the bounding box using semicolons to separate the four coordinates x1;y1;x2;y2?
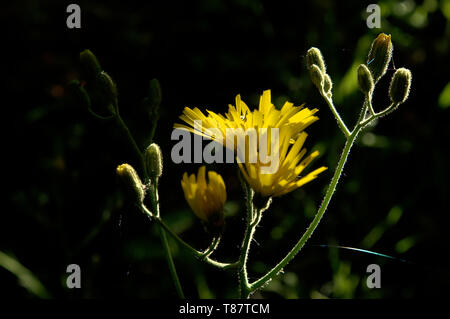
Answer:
364;34;411;108
116;143;164;205
306;33;412;130
306;47;333;97
79;49;118;115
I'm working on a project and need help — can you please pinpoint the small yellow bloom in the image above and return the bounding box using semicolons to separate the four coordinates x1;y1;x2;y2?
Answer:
238;126;327;197
181;166;226;227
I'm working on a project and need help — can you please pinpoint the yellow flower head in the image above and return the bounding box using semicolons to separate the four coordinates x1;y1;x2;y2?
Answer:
238;127;327;197
174;90;319;150
181;166;226;227
175;90;327;198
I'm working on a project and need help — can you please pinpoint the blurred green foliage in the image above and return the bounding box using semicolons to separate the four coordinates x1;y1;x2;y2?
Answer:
3;0;450;298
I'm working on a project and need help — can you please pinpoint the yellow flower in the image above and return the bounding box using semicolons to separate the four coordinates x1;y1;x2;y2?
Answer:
181;166;226;227
175;90;327;198
238;126;327;197
174;90;319;149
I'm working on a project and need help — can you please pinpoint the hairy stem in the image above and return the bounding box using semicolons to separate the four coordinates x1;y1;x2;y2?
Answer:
323;95;351;138
250;128;359;292
238;182;262;298
202;236;222;258
140;204;238;270
367;93;375;116
115;113;146;174
113;106;184;298
148;182;185;298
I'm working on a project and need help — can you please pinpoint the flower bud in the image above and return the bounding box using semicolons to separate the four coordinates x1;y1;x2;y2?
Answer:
97;71;118;104
323;73;333;94
181;166;226;233
367;33;393;83
116;163;145;203
144;143;163;180
389;68;412;104
149;79;162;108
80;49;102;82
357;64;374;94
306;47;326;74
309;64;324;91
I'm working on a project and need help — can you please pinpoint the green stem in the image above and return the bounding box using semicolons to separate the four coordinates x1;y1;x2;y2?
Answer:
250;128;360;292
367;94;375;116
323;95;351;138
113;105;184;298
148;183;185;298
356;96;370;125
202;236;221;258
360;103;398;127
159;228;184;298
238;182;260;299
115;112;147;175
239;223;256;299
140;204;238;270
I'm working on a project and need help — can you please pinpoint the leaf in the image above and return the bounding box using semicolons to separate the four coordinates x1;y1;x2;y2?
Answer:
438;82;450;109
0;251;51;298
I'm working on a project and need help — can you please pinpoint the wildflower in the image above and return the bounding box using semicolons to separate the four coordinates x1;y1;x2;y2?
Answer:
181;166;226;227
175;90;327;197
116;163;145;203
238;126;327;198
174;90;319;150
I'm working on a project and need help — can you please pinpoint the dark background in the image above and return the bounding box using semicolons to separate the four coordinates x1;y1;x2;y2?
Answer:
2;0;450;298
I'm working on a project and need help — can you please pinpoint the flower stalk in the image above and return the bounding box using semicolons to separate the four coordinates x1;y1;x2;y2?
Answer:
238;182;256;298
139;204;237;269
250;125;358;293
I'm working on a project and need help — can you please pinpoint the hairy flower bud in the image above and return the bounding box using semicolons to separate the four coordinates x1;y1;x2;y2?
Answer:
181;166;226;232
144;143;163;180
367;33;393;83
97;71;118;104
309;64;324;91
149;79;162;108
116;164;144;203
306;47;326;74
323;74;333;94
80;49;102;82
389;68;412;104
357;64;374;94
